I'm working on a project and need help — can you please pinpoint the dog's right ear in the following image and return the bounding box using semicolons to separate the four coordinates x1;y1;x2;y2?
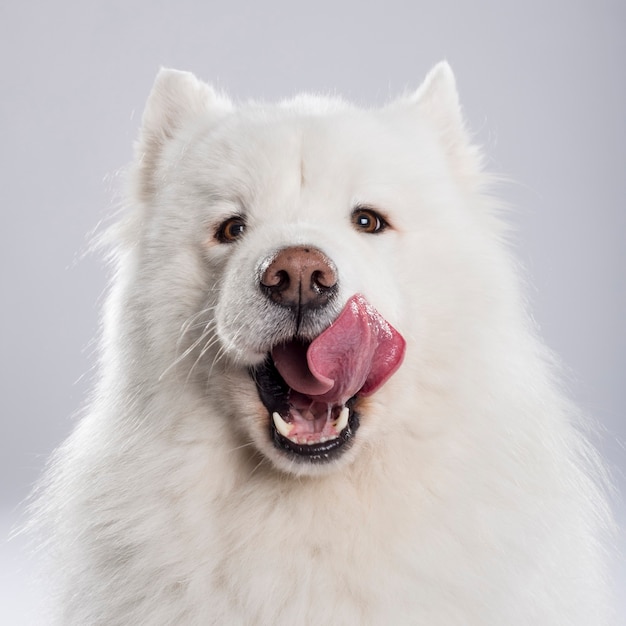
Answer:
135;68;230;199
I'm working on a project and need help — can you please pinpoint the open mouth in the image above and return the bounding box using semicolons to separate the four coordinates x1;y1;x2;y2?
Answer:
251;354;360;463
249;294;406;464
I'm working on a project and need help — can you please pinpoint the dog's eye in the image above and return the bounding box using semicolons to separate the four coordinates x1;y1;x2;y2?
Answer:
216;216;246;243
351;207;388;234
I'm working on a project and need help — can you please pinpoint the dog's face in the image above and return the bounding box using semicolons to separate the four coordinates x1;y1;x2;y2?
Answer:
125;65;489;476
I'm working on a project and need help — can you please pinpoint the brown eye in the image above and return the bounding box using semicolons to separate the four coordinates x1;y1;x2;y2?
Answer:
351;207;388;234
216;216;246;243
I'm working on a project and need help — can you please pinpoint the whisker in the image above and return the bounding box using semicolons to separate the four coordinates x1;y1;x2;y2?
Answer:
185;333;222;385
248;455;269;478
158;326;213;382
178;305;215;339
227;441;256;453
158;305;219;382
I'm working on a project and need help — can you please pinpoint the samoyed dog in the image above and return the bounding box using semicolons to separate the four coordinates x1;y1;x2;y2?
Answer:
35;63;613;624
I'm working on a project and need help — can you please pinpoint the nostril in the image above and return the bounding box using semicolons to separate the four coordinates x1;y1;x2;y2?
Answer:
311;269;335;292
262;268;290;290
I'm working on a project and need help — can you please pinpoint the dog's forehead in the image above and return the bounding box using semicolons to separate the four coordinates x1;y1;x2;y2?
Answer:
189;105;429;205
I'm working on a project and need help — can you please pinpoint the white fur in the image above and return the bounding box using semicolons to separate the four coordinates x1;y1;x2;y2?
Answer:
33;63;614;624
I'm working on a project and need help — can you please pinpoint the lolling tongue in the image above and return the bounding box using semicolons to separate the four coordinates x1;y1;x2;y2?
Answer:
271;294;406;405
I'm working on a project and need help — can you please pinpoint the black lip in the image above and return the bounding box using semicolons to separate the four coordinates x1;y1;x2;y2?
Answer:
250;357;360;463
250;356;291;416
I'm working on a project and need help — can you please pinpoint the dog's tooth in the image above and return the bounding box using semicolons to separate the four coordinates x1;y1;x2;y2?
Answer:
334;406;349;432
272;412;294;438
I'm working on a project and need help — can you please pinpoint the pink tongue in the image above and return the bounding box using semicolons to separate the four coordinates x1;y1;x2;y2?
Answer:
271;294;405;405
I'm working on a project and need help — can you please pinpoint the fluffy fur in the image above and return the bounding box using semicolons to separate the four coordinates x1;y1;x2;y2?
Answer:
34;63;614;624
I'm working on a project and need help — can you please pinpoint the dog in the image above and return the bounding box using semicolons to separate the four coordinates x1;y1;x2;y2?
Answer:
34;63;614;624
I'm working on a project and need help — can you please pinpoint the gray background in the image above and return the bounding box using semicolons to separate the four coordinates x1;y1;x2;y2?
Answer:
1;1;624;622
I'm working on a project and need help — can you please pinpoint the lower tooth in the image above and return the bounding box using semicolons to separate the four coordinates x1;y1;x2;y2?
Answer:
334;406;350;432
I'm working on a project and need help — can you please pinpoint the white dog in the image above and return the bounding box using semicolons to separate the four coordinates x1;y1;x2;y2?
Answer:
35;63;614;624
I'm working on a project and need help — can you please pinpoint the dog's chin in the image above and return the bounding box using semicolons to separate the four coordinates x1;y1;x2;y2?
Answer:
247;356;363;476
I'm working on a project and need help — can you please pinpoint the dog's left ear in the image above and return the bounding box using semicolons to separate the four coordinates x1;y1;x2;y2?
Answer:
410;62;482;181
412;62;462;129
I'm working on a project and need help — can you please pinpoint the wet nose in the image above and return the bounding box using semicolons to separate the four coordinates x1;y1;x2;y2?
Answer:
260;246;338;308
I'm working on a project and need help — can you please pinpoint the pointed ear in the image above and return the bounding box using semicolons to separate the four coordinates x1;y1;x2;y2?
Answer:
410;62;483;181
411;62;462;132
139;68;225;143
135;68;230;199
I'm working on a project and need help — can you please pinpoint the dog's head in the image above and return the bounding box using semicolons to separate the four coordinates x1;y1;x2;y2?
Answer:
120;64;493;476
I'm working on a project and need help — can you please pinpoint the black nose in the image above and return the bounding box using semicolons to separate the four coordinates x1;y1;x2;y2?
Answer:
260;246;338;309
